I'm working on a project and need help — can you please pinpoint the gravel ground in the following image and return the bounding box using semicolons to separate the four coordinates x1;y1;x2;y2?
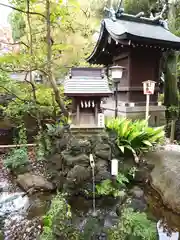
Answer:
0;147;46;240
0;147;47;193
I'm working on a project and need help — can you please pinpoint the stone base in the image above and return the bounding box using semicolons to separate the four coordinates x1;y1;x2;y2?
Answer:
70;125;104;137
103;104;166;127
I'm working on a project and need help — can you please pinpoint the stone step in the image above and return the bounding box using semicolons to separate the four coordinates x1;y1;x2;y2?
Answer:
70;127;104;137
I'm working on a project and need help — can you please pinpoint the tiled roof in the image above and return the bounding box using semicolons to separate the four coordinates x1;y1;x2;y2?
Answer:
104;18;180;45
87;14;180;64
64;76;112;96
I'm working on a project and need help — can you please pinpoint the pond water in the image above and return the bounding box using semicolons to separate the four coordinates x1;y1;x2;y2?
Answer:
0;177;180;239
145;185;180;232
69;195;120;235
0;179;52;239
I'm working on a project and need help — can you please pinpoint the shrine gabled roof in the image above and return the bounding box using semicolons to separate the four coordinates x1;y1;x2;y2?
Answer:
64;75;112;97
87;14;180;64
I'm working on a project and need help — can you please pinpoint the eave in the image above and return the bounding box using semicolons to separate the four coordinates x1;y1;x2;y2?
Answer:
87;18;180;65
64;93;112;97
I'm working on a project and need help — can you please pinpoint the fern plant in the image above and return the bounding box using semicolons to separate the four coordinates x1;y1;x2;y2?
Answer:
96;173;129;198
108;208;157;240
106;117;165;162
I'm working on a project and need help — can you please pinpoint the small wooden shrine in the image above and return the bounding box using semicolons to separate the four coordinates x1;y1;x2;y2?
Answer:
87;7;180;125
64;67;112;128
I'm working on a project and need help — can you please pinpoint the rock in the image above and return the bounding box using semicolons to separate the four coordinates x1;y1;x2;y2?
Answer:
95;159;109;171
66;165;91;185
128;198;147;212
133;164;153;183
62;152;90;167
129;186;144;199
94;143;111;160
49;171;65;190
95;171;111;183
17;173;55;192
55;136;69;152
46;134;120;194
69;138;91;155
145;149;180;213
48;153;63;170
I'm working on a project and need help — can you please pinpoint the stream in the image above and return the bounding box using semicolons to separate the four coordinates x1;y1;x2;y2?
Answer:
0;164;52;240
0;170;180;238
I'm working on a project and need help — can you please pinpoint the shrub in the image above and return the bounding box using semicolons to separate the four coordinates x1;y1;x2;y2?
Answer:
96;173;129;198
40;193;80;240
4;148;29;170
108;208;157;240
106;118;165;162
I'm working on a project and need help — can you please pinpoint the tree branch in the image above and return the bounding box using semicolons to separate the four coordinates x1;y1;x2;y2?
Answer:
0;3;46;19
0;40;29;48
0;85;28;103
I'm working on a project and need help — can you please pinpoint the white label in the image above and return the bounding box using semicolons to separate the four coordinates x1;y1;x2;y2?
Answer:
98;113;105;127
111;159;118;176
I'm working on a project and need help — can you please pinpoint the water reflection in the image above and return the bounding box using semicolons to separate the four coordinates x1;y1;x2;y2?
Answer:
145;184;180;231
157;220;179;239
69;195;119;236
0;192;29;217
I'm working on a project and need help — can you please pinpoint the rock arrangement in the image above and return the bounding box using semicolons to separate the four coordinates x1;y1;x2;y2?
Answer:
46;133;117;195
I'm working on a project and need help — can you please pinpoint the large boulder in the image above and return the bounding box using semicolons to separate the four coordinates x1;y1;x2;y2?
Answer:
144;145;180;213
17;173;55;192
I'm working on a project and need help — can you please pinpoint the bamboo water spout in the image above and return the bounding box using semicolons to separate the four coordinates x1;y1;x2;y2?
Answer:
89;154;97;217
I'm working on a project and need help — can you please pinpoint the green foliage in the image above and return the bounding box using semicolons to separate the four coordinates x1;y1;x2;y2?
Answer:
124;0;152;15
6;0;102;77
46;123;63;136
46;120;70;136
8;11;26;41
128;166;138;179
4;148;29;170
40;193;80;240
108;208;157;240
4;123;29;170
164;51;179;109
3;83;68;124
106;118;165;161
18;124;28;145
96;173;129;198
80;217;100;240
35;131;52;161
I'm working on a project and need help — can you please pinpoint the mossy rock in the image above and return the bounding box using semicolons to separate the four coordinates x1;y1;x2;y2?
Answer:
0;230;3;240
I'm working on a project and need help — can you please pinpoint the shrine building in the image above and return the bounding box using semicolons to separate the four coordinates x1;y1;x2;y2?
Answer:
64;67;111;129
87;9;180;126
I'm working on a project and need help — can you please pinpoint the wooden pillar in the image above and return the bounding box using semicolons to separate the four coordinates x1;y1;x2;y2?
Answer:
76;103;80;125
95;102;98;125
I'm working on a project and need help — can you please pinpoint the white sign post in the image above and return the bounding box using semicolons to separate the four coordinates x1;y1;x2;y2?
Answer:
98;113;105;128
142;80;156;124
111;159;119;176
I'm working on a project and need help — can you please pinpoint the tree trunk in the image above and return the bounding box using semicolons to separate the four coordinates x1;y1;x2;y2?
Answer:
26;0;42;130
164;2;179;141
46;0;68;119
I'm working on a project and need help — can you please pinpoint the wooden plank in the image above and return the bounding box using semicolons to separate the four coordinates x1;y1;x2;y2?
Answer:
0;143;37;148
